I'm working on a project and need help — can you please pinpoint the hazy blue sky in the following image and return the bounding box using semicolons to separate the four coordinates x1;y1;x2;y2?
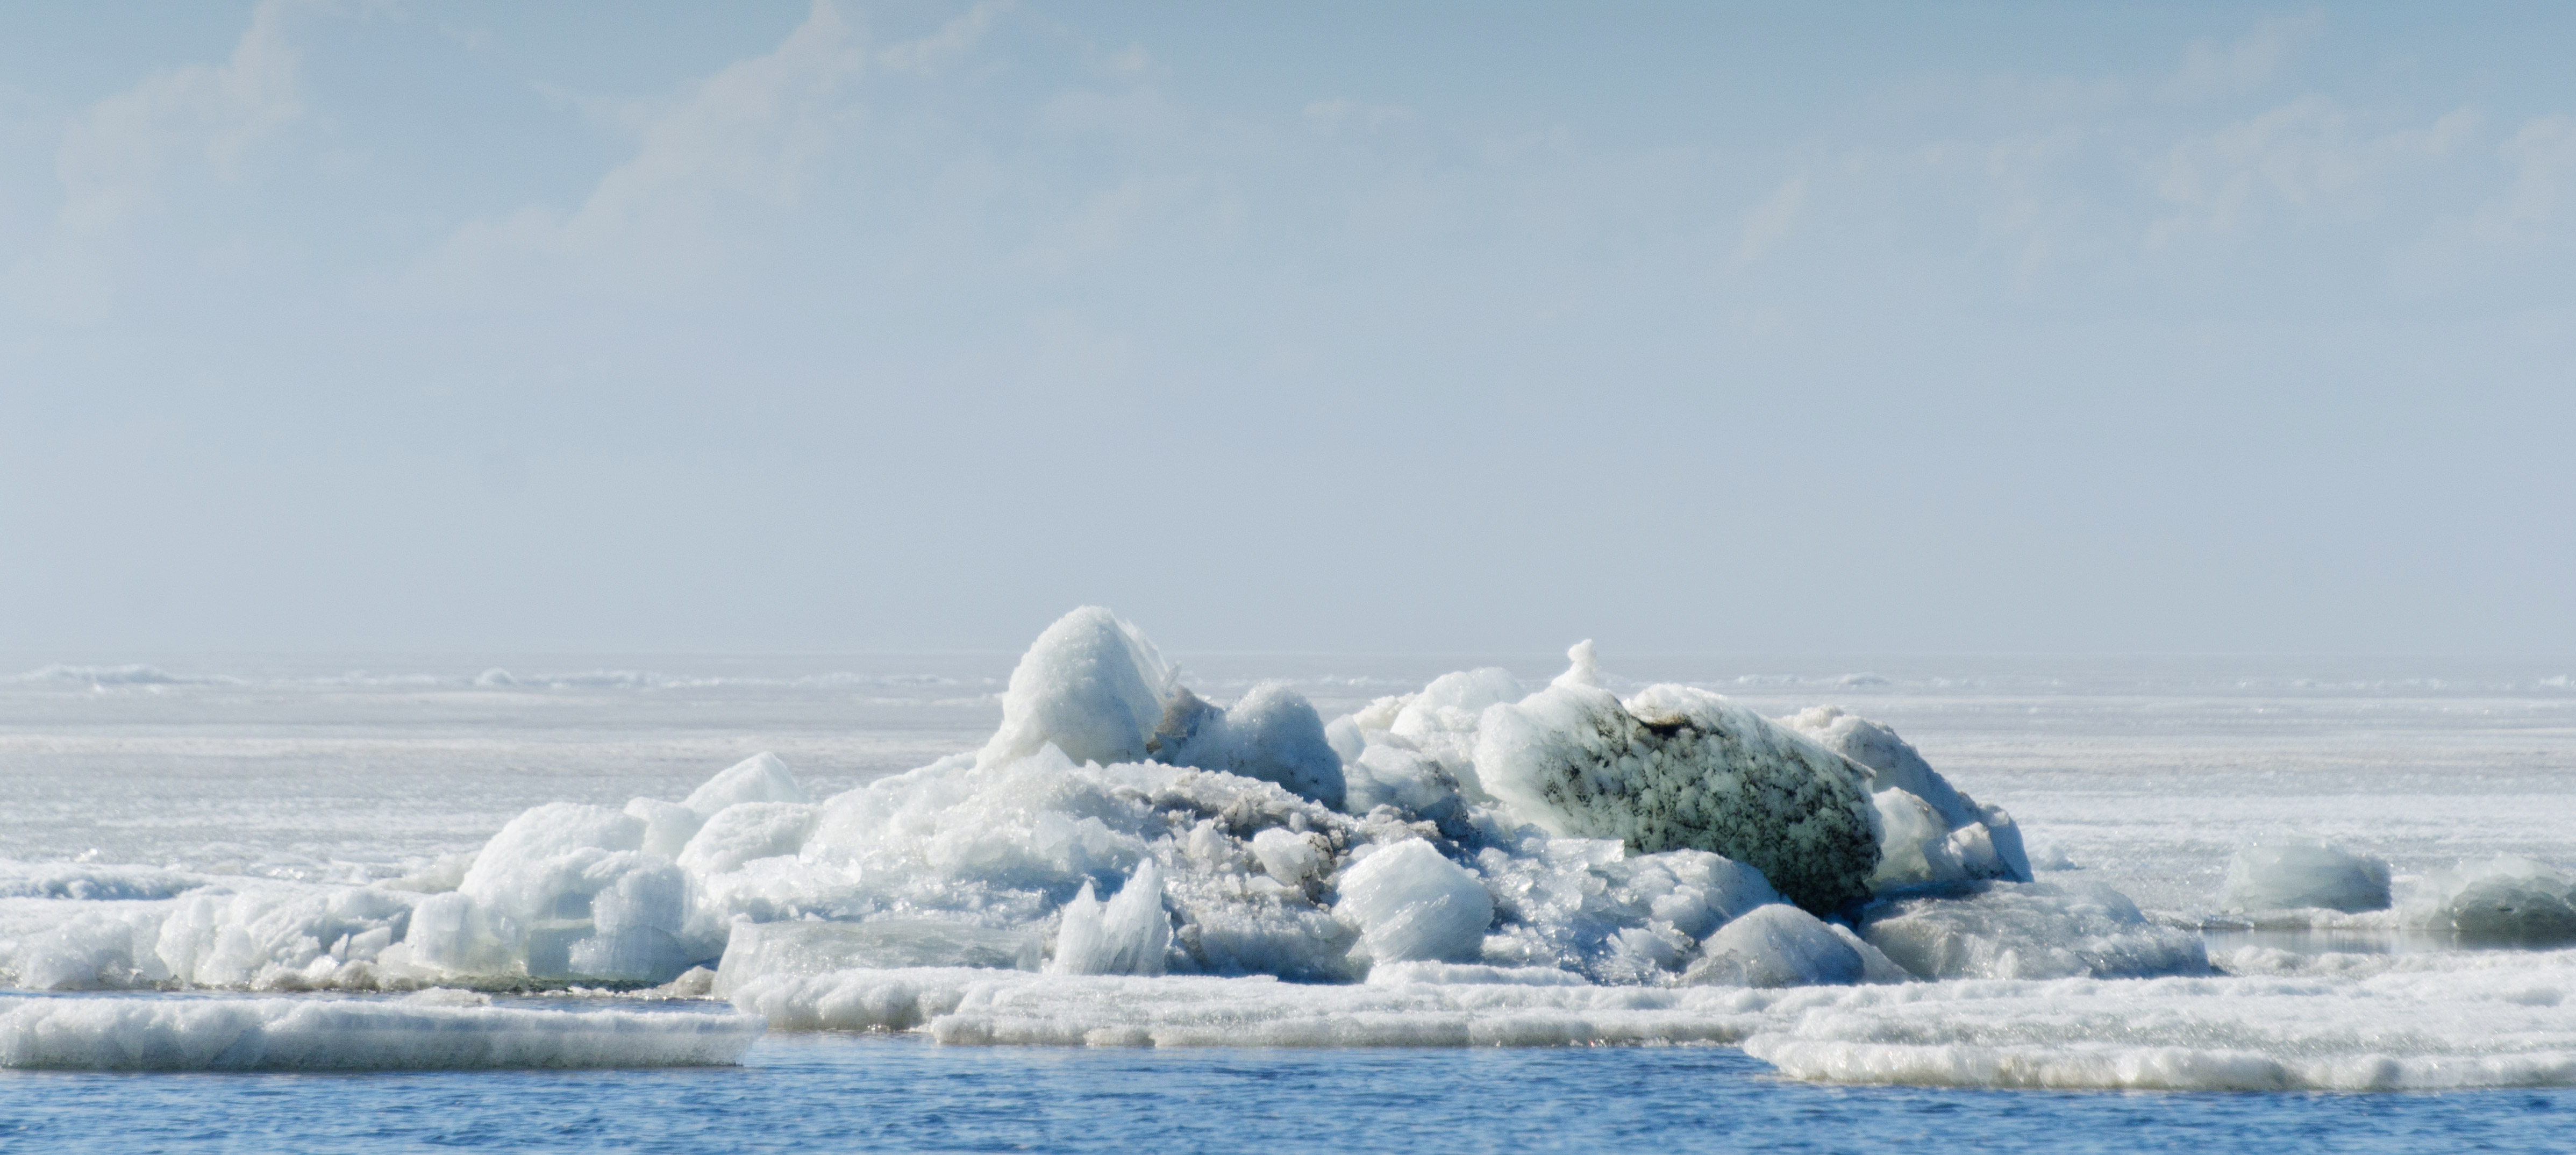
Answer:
2;2;2570;658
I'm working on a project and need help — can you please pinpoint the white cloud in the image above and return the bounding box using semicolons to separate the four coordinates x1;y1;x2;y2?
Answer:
1734;170;1807;267
413;0;909;298
2481;115;2576;240
2147;97;2477;244
2165;11;2326;101
8;0;305;314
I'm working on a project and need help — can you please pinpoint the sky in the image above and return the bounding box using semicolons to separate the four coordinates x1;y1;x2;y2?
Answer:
1;2;2570;659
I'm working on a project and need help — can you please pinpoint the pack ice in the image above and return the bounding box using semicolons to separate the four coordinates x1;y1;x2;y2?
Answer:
12;605;2570;1092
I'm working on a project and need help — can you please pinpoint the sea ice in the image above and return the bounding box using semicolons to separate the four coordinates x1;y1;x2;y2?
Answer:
1147;682;1346;808
0;993;759;1071
1474;645;1881;913
712;919;1039;996
1785;706;2030;887
976;607;1177;769
1050;860;1174;976
1334;839;1493;966
2408;855;2576;946
1859;880;2209;980
2218;838;2392;913
1682;904;1863;988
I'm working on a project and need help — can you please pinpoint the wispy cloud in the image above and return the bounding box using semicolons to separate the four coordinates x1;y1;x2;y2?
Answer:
8;0;306;316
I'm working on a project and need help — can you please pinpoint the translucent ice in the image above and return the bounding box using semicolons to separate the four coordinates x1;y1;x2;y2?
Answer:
0;993;759;1071
1859;880;2208;981
1051;860;1173;976
1682;905;1863;988
1334;839;1493;966
713;919;1040;996
2219;838;2393;913
2409;856;2576;946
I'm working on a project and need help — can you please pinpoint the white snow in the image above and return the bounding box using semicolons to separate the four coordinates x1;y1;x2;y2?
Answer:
976;607;1175;769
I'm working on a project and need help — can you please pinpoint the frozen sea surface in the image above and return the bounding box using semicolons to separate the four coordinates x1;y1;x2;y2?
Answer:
4;1033;2572;1153
1;650;2572;1149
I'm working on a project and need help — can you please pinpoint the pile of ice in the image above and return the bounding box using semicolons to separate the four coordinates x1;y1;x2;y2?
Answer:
1;606;2164;1010
0;990;761;1071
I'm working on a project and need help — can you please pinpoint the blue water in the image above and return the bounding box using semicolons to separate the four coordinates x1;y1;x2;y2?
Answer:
3;1035;2568;1153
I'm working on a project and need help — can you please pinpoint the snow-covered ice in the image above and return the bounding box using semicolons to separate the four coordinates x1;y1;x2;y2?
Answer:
2;611;2573;1092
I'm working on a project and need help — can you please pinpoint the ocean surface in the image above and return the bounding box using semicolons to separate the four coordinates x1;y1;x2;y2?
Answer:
2;651;2571;1151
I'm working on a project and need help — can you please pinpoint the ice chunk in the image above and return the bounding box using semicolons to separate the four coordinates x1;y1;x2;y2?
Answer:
151;886;416;989
10;909;165;990
2409;855;2576;946
1051;860;1173;976
1388;667;1524;787
625;797;706;859
420;802;695;981
713;919;1041;996
1147;682;1346;809
1474;839;1781;982
1475;649;1881;914
977;607;1175;769
2220;838;2393;913
683;752;807;817
1250;827;1324;885
1859;880;2209;980
1683;905;1864;988
676;802;821;874
1334;839;1493;966
567;865;691;981
1787;706;2030;885
1341;745;1466;830
0;995;759;1071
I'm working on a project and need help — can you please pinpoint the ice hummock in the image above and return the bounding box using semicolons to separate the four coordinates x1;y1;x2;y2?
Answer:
2407;855;2576;946
4;605;2238;1073
2220;838;2393;914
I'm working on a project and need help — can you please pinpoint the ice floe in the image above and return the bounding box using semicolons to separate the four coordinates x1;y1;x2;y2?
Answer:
0;991;760;1070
